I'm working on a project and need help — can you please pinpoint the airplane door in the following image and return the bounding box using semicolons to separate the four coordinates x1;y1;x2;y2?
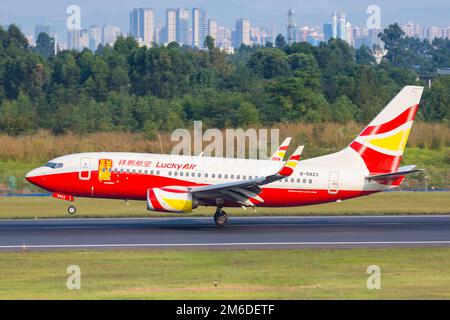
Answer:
328;171;339;194
79;157;91;180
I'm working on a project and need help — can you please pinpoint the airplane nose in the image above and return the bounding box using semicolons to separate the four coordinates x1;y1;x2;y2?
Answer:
25;167;47;186
26;168;40;181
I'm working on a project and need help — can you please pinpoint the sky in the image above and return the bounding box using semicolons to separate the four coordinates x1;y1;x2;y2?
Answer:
0;0;449;38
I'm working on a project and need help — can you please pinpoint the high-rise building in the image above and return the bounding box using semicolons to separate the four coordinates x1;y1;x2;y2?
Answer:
35;23;55;41
337;13;346;41
323;23;333;42
154;24;163;44
103;25;121;46
176;8;190;45
89;25;102;51
233;19;251;48
192;8;208;48
345;21;353;46
427;26;443;42
208;19;218;45
79;29;89;50
129;8;154;47
67;29;80;50
332;12;338;39
286;8;297;44
166;9;177;43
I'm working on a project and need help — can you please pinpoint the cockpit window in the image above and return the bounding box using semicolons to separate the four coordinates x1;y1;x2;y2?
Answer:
44;162;64;169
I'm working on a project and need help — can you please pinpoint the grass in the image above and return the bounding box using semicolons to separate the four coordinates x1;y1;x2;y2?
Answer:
0;192;449;219
1;248;450;299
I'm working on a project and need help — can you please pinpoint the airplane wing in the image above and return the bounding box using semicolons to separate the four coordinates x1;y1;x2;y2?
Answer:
188;146;304;207
270;137;292;161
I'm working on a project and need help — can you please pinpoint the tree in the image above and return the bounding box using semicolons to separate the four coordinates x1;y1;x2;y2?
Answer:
248;48;291;79
288;53;322;89
355;44;375;64
34;33;54;58
237;102;260;127
5;24;28;49
204;35;215;51
275;34;286;49
379;23;405;65
331;95;357;123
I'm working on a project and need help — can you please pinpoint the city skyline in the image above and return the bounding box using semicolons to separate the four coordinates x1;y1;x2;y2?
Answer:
1;0;450;39
2;3;450;52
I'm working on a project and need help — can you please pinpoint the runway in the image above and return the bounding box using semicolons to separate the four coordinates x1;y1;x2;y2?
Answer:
1;215;450;250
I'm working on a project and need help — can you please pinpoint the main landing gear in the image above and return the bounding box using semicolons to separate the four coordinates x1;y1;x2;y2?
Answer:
68;203;77;215
214;208;229;227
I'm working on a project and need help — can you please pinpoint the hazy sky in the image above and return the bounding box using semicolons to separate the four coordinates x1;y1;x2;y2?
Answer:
1;0;449;37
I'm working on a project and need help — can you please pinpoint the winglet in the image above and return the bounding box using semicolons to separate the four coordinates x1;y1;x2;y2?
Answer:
278;146;304;177
271;137;292;161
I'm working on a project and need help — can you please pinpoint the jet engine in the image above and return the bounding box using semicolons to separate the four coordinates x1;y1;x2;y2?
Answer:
147;187;198;213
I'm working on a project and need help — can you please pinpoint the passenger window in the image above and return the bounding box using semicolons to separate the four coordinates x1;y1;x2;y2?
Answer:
237;175;240;179
218;174;222;179
212;174;215;178
168;171;172;176
231;174;234;179
224;174;228;179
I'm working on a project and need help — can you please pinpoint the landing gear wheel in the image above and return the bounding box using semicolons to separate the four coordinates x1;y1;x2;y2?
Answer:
214;210;228;227
68;205;77;215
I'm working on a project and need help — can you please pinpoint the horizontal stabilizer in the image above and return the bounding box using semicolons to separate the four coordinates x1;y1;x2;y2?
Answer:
366;166;423;181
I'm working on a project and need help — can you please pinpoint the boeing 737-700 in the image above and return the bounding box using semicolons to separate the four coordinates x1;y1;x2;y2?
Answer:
26;86;424;226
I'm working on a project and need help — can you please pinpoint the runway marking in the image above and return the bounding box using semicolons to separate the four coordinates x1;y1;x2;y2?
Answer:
1;214;450;223
2;241;450;249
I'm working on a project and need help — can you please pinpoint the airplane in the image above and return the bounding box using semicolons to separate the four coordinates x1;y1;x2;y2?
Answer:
26;86;424;226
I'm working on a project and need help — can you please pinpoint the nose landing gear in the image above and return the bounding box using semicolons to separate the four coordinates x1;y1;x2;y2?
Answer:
214;208;229;227
68;204;77;215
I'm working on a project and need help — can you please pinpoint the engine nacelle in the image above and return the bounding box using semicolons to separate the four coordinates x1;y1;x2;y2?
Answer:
147;187;198;213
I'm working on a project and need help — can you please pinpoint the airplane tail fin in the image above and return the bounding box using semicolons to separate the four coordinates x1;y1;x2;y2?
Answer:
271;137;291;161
349;86;424;174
